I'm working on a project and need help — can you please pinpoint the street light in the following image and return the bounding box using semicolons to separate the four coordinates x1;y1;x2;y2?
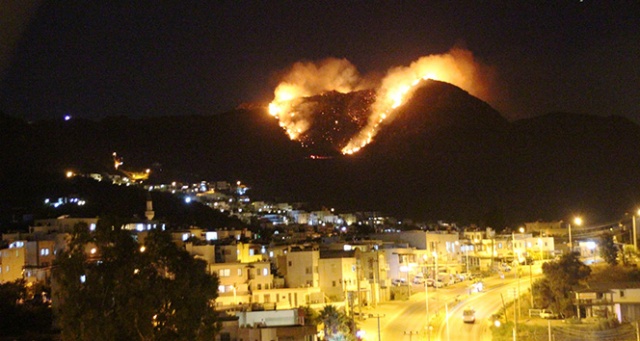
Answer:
538;238;543;260
369;314;385;341
568;216;583;253
633;209;640;251
432;251;438;288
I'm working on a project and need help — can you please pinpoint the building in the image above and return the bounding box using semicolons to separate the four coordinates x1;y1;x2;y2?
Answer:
574;282;640;322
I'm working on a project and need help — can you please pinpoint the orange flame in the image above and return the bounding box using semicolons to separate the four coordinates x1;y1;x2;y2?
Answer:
268;48;494;154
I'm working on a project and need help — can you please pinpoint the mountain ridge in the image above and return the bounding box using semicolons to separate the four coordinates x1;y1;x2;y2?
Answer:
2;81;640;226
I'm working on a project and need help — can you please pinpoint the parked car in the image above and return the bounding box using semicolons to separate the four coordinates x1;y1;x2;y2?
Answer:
540;309;564;319
353;311;368;320
433;280;446;288
392;278;408;286
520;256;534;265
425;278;435;287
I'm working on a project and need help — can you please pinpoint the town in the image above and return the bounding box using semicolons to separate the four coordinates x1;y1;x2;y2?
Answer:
2;172;639;341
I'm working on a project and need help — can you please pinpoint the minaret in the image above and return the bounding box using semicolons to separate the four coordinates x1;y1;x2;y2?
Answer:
145;192;155;221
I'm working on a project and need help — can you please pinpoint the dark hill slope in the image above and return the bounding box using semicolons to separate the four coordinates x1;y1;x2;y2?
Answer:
3;81;640;225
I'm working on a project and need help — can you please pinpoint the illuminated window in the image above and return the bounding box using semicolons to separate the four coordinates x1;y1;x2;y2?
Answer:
262;268;268;276
219;269;231;277
237;269;242;276
40;248;50;256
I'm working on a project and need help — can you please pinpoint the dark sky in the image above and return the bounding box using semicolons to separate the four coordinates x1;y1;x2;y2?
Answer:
1;1;638;122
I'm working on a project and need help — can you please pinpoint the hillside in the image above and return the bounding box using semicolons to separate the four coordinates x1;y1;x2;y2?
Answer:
2;80;640;226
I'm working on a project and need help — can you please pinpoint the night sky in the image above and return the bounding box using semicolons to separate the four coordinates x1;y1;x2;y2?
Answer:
1;1;638;122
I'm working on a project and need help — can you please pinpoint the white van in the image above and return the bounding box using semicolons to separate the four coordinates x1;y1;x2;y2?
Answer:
463;308;476;323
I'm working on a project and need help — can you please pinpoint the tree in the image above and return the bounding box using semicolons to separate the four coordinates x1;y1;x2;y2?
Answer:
319;305;356;341
533;252;591;317
0;279;52;337
599;232;618;265
54;222;220;340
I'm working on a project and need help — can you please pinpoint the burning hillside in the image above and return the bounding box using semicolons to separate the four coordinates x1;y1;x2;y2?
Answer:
268;48;496;154
286;89;375;154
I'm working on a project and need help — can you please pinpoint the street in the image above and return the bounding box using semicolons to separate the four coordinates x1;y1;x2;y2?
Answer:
358;264;543;341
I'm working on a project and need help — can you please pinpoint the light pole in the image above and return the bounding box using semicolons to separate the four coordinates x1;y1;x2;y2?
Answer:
370;313;385;341
433;251;438;288
633;209;640;252
568;216;583;253
538;238;543;260
425;270;431;341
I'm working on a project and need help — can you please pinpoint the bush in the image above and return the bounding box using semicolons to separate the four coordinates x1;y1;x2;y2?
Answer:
596;318;620;330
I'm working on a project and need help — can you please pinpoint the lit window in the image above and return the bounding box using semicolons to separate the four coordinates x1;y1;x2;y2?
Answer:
263;268;268;276
219;269;231;277
237;269;242;276
218;285;225;293
40;248;50;256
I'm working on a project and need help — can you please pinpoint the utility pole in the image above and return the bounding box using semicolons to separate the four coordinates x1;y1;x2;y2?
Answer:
425;274;431;341
445;303;450;341
370;314;385;341
568;223;573;254
513;288;518;341
404;331;419;341
633;213;638;252
529;263;534;308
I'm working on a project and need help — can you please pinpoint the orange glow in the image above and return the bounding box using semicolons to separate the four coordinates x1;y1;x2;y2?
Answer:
267;48;494;154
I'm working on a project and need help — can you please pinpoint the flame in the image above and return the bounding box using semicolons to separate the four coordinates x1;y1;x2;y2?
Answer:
267;48;493;154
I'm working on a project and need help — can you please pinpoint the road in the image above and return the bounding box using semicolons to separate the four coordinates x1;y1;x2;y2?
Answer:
358;264;543;341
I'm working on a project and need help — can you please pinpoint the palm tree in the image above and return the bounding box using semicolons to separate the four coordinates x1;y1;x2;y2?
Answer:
319;305;354;341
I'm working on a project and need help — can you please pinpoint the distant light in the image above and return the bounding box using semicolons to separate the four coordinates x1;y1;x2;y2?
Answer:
586;241;596;250
64;115;71;121
184;197;192;204
90;248;97;254
494;320;501;327
139;246;146;253
66;171;74;178
80;275;86;283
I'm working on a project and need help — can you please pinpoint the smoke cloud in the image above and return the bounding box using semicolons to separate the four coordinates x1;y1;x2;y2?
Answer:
268;48;496;153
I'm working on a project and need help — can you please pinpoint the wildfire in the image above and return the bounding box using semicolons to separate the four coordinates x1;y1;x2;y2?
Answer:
267;48;493;154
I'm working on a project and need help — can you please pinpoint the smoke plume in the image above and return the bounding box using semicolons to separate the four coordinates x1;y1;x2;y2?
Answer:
268;48;496;153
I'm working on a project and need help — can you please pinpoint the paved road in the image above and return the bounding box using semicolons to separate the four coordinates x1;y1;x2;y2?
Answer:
358;264;543;341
